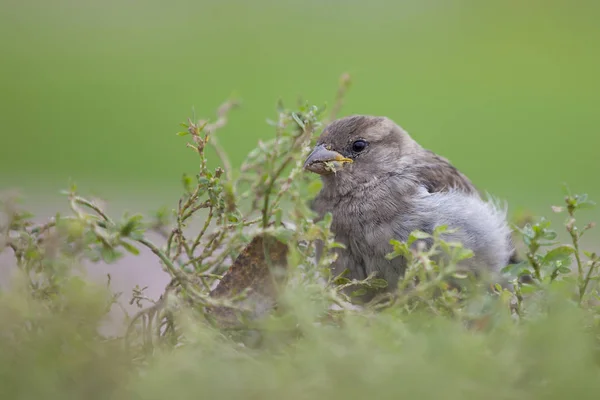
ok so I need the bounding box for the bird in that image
[303,115,516,298]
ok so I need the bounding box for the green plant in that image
[499,186,599,319]
[1,76,600,400]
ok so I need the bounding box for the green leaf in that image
[291,113,305,130]
[520,284,539,295]
[576,193,588,203]
[545,231,558,241]
[332,268,350,281]
[273,208,283,227]
[407,230,431,247]
[333,277,351,285]
[455,247,474,261]
[176,131,189,136]
[577,200,596,210]
[501,261,530,277]
[542,245,575,265]
[271,227,294,243]
[351,288,367,297]
[119,214,144,237]
[182,173,194,193]
[432,224,450,235]
[120,240,140,255]
[386,239,409,260]
[452,271,470,280]
[368,278,389,289]
[100,246,123,264]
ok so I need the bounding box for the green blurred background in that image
[1,0,599,218]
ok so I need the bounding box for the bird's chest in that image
[319,194,404,261]
[320,198,409,285]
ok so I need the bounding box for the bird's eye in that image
[351,139,368,153]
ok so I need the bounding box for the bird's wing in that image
[407,151,521,263]
[409,150,479,195]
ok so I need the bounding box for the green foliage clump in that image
[1,77,599,399]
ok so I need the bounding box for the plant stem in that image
[136,237,189,286]
[579,260,599,303]
[570,229,584,283]
[73,196,112,223]
[526,252,543,281]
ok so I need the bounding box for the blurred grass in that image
[2,268,599,400]
[1,0,599,216]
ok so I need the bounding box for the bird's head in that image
[303,115,418,186]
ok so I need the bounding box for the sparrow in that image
[304,115,515,296]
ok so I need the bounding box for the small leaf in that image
[455,248,474,261]
[452,272,470,280]
[407,230,431,247]
[432,224,450,235]
[176,131,189,136]
[182,174,194,193]
[100,246,123,263]
[120,240,140,255]
[520,284,539,295]
[501,261,530,277]
[333,277,351,285]
[386,239,409,259]
[577,200,596,210]
[368,278,389,289]
[522,224,535,239]
[119,214,144,237]
[351,288,367,297]
[274,208,282,226]
[271,227,294,243]
[292,113,305,130]
[542,230,557,241]
[542,245,575,264]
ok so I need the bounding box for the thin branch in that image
[73,196,112,223]
[136,237,189,285]
[203,99,240,182]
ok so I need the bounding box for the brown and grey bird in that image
[304,115,515,296]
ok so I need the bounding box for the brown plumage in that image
[404,149,478,195]
[305,115,516,298]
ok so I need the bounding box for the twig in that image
[136,237,189,285]
[579,259,599,303]
[203,99,240,182]
[72,196,112,223]
[261,126,314,228]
